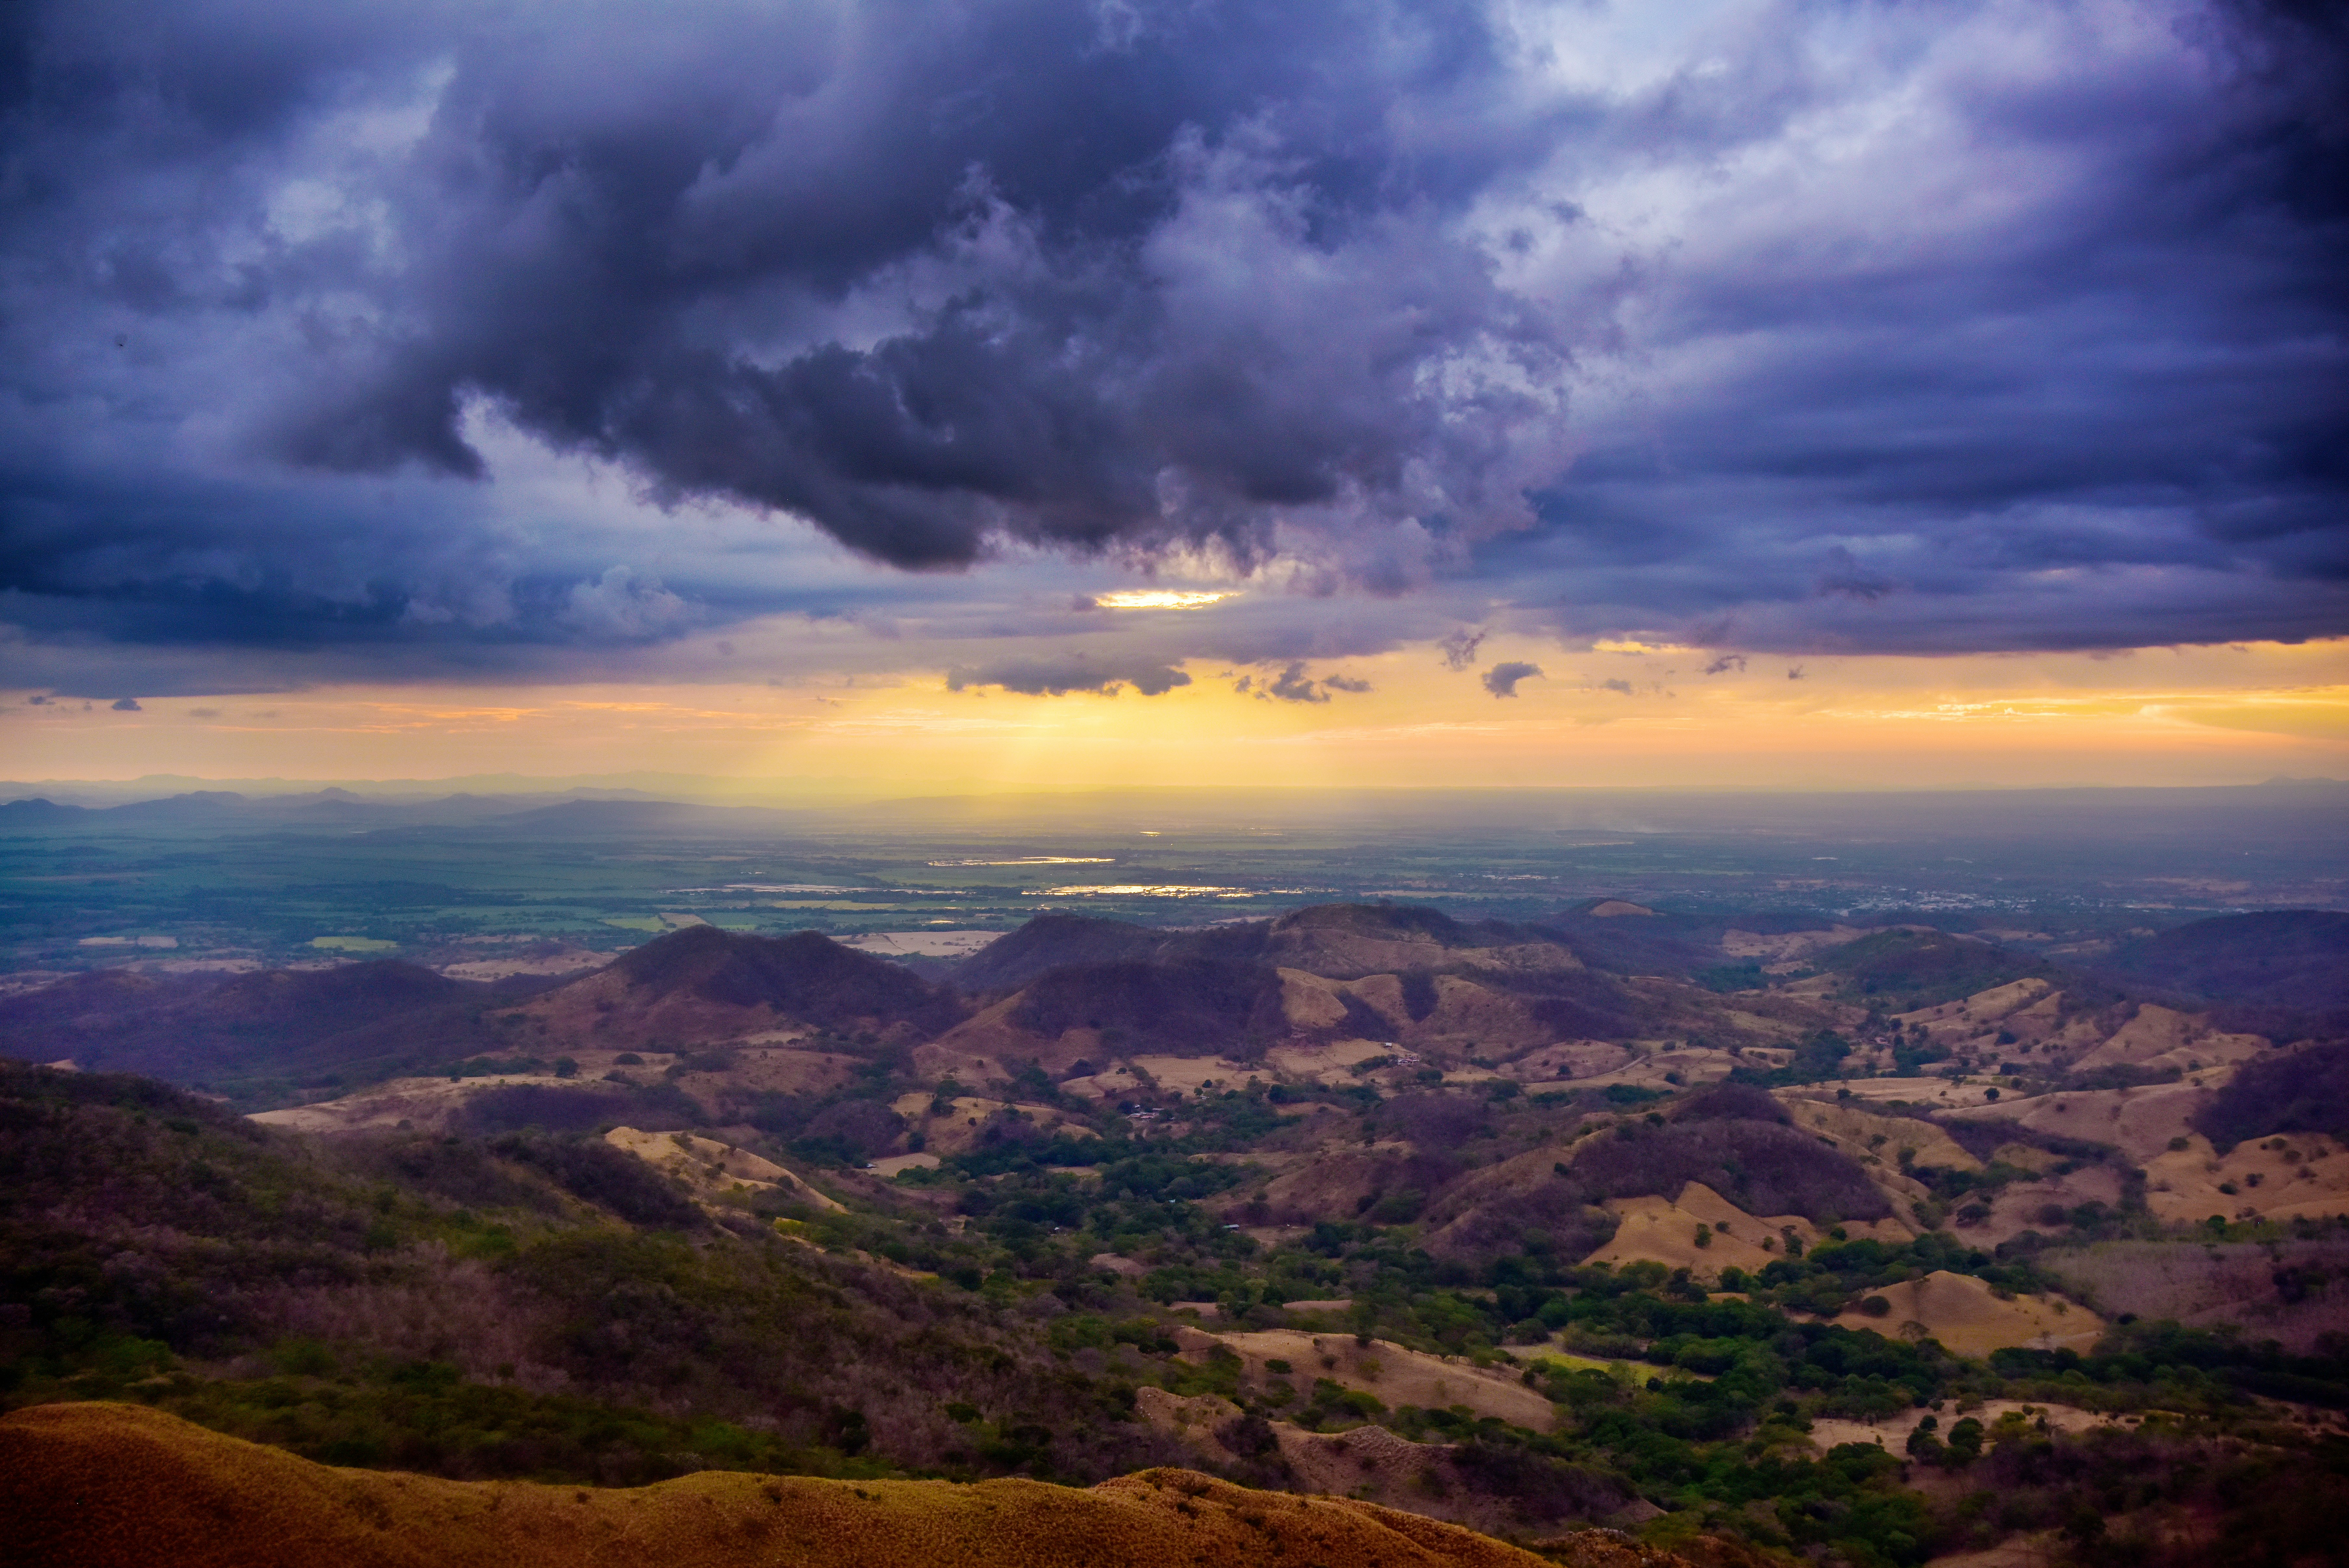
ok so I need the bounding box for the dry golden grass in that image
[1777,1098,1979,1174]
[1888,978,2053,1050]
[2139,1129,2349,1224]
[1412,977,1552,1052]
[1264,1035,1408,1084]
[1805,1398,2126,1457]
[1583,1189,1790,1277]
[1577,1180,1913,1278]
[1527,1047,1741,1097]
[247,1073,570,1135]
[3,1402,1641,1568]
[882,1094,1090,1158]
[1826,1270,2103,1357]
[2068,1004,2266,1077]
[602,1126,846,1212]
[1719,926,1872,963]
[249,1041,871,1136]
[910,996,1109,1089]
[1132,1384,1245,1447]
[1278,967,1362,1031]
[1495,1040,1637,1082]
[1256,1144,1417,1223]
[1183,1328,1559,1429]
[1943,1082,2203,1165]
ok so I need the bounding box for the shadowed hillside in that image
[508,926,969,1053]
[608,925,967,1034]
[1534,904,1733,980]
[952,914,1186,994]
[1569,1118,1894,1223]
[0,962,553,1106]
[1811,929,2047,1010]
[1009,957,1288,1057]
[0,1062,1189,1487]
[2099,910,2349,1017]
[2194,1038,2349,1152]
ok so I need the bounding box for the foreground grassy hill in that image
[6,1402,1679,1568]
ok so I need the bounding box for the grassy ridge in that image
[4,1402,1606,1568]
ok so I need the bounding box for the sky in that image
[2,0,2344,792]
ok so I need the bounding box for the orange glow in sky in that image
[6,636,2343,795]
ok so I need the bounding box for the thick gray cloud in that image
[1482,660,1541,697]
[0,0,2343,692]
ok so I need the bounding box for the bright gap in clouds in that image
[1092,591,1233,610]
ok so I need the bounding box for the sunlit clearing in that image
[1094,590,1231,609]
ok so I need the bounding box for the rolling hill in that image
[2,1402,1674,1568]
[0,961,552,1104]
[2099,909,2349,1014]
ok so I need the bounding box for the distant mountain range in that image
[9,899,2343,1149]
[6,777,2347,833]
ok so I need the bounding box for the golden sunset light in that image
[5,3,2347,1558]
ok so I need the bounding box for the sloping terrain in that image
[0,961,548,1105]
[1533,903,1730,981]
[950,913,1191,994]
[2194,1038,2349,1151]
[10,975,2349,1568]
[1942,1083,2206,1166]
[1569,1113,1894,1225]
[1262,904,1554,981]
[1173,1324,1559,1430]
[2096,909,2349,1014]
[1582,1185,1815,1274]
[1811,929,2048,1011]
[1004,957,1289,1055]
[0,1062,1194,1486]
[1132,1393,1647,1542]
[8,897,2345,1560]
[511,926,968,1051]
[3,1402,1631,1568]
[603,1126,846,1213]
[1824,1270,2102,1357]
[2140,1127,2349,1225]
[2041,1239,2349,1353]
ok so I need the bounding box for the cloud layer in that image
[1,0,2343,694]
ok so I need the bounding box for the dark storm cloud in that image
[0,0,2343,686]
[1493,0,2349,653]
[16,0,1562,564]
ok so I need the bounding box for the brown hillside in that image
[511,926,965,1051]
[0,1402,1680,1568]
[1263,905,1583,983]
[0,961,521,1092]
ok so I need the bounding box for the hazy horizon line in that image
[5,772,2343,809]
